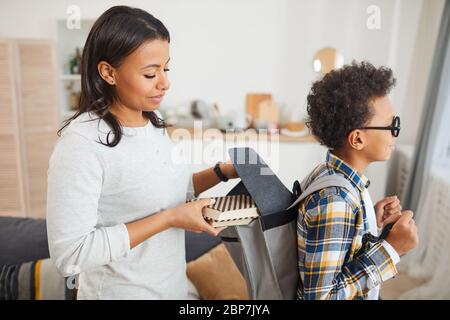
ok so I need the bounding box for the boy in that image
[297,61,418,300]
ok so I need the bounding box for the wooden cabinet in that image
[0,39,59,218]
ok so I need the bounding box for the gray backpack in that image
[220,147,359,300]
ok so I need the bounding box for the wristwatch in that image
[214,162,229,182]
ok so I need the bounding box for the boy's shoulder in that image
[299,162,361,213]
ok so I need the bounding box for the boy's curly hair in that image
[306,61,396,150]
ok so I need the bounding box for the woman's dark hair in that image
[58,6,170,147]
[306,61,396,150]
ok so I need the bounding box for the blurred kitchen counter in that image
[165,126,317,143]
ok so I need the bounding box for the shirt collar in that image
[326,150,370,192]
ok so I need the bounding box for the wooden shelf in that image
[166,127,316,143]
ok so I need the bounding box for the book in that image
[190,195,260,227]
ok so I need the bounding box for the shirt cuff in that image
[104,224,131,261]
[186,172,196,201]
[381,239,400,265]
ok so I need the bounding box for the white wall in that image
[0,0,443,200]
[0,0,430,119]
[393,0,445,145]
[366,0,444,200]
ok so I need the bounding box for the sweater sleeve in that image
[46,133,131,277]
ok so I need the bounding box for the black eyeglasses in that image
[359,116,401,137]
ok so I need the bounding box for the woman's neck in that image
[110,103,149,127]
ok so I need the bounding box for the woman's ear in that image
[347,129,365,151]
[97,61,116,85]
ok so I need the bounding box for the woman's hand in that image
[374,195,402,228]
[167,198,225,236]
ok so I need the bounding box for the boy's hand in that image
[374,196,402,228]
[381,211,402,228]
[384,210,419,256]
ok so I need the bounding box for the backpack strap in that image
[287,174,360,210]
[290,174,362,297]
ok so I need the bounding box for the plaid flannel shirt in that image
[297,151,398,300]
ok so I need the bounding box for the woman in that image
[46,6,237,299]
